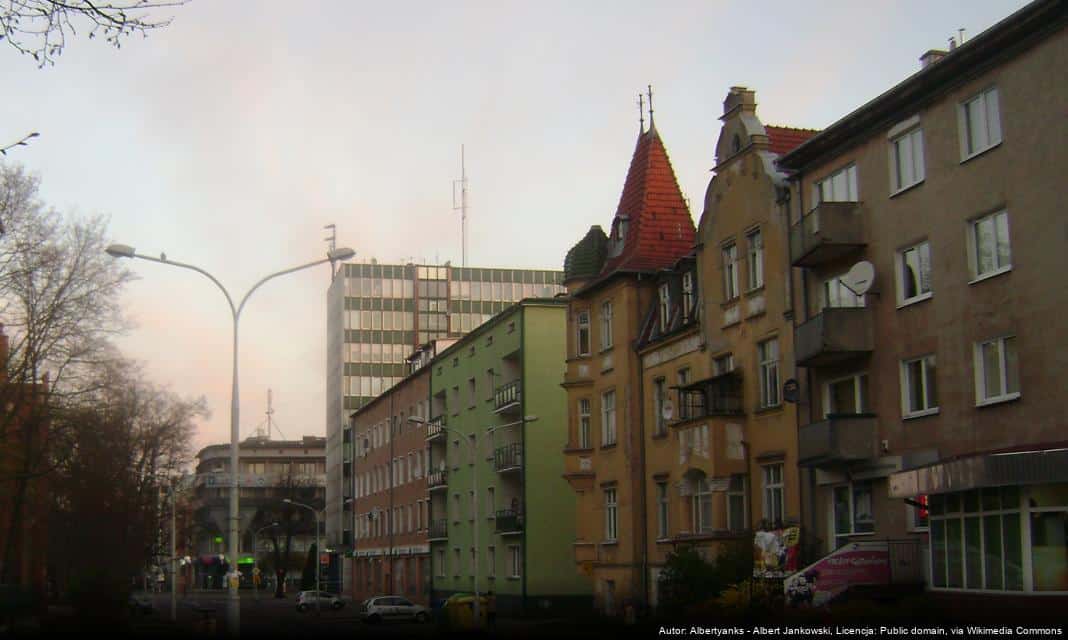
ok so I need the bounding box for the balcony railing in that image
[494,443,523,473]
[426,415,446,441]
[427,469,448,490]
[494,380,521,412]
[790,201,866,268]
[798,413,878,466]
[677,371,744,421]
[795,307,874,367]
[429,519,448,540]
[495,508,524,534]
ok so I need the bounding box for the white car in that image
[359,596,430,623]
[295,590,344,612]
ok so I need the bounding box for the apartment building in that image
[190,436,325,589]
[325,263,564,563]
[562,118,696,615]
[778,0,1068,600]
[428,298,588,614]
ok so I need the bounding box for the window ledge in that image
[889,179,925,199]
[506,576,520,581]
[600,540,619,546]
[969,266,1012,286]
[720,298,740,310]
[960,141,1001,165]
[755,404,783,416]
[746,285,766,297]
[745,310,766,322]
[563,446,594,454]
[599,443,618,451]
[721,319,741,330]
[903,408,940,421]
[897,292,933,310]
[598,346,615,355]
[976,392,1021,408]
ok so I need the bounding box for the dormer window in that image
[658,283,671,331]
[681,272,694,323]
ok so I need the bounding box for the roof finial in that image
[647,84,655,130]
[637,93,645,132]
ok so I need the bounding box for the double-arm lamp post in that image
[106,243,355,635]
[283,499,322,616]
[407,415,537,627]
[252,522,279,600]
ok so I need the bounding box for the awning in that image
[888,447,1068,498]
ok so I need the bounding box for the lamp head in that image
[328,247,356,261]
[106,244,136,259]
[283,499,293,504]
[407,416,427,424]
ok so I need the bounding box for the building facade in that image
[190,436,326,590]
[562,119,697,614]
[429,298,589,614]
[778,0,1068,600]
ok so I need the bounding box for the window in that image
[693,478,713,534]
[468,378,476,408]
[677,368,690,387]
[436,549,446,577]
[813,163,858,207]
[577,311,591,356]
[487,487,495,517]
[928,488,1023,591]
[713,354,734,376]
[658,283,671,329]
[653,378,667,436]
[762,464,785,524]
[453,548,461,577]
[890,127,925,192]
[452,493,461,523]
[902,355,938,417]
[508,545,521,578]
[959,87,1001,160]
[758,338,780,408]
[469,490,475,521]
[605,488,618,541]
[451,386,460,415]
[908,495,929,532]
[825,373,869,416]
[681,272,694,323]
[970,210,1011,279]
[601,301,614,350]
[822,274,865,309]
[897,241,932,305]
[723,243,739,300]
[728,475,747,532]
[470,548,476,576]
[487,545,496,578]
[578,399,591,449]
[747,230,764,291]
[832,481,875,548]
[656,481,669,539]
[601,390,617,446]
[975,336,1019,405]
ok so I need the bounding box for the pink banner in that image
[784,541,889,607]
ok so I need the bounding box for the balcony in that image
[495,508,524,535]
[798,414,878,467]
[494,380,521,414]
[676,371,744,422]
[494,443,523,473]
[427,469,448,491]
[426,415,446,442]
[428,519,448,541]
[790,202,866,268]
[795,307,874,368]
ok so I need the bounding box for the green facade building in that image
[427,298,590,614]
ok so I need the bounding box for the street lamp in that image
[284,499,322,616]
[107,243,354,635]
[252,522,279,600]
[407,414,537,627]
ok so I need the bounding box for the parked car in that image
[359,596,430,623]
[295,590,344,612]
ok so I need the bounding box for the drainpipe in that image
[636,292,649,612]
[795,172,819,557]
[520,307,528,615]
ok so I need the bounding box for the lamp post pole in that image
[284,499,322,616]
[171,481,177,622]
[106,243,355,635]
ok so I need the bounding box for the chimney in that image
[920,49,949,69]
[723,86,756,117]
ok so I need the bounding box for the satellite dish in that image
[843,261,875,296]
[662,399,675,421]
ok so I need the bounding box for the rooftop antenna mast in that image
[265,389,275,440]
[637,93,645,132]
[647,84,655,129]
[324,224,339,276]
[452,145,468,267]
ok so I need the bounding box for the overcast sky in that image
[1,0,1028,457]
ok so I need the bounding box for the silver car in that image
[359,596,429,623]
[295,590,344,612]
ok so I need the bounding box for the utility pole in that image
[453,146,468,267]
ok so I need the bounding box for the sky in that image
[1,0,1029,456]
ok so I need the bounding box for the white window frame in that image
[968,210,1011,282]
[578,398,591,449]
[577,310,591,357]
[658,283,671,329]
[605,488,618,542]
[974,336,1020,406]
[656,481,669,540]
[487,545,496,578]
[601,300,614,350]
[713,354,734,376]
[746,229,764,291]
[508,545,521,578]
[681,271,694,323]
[436,549,446,577]
[692,478,714,534]
[812,163,858,208]
[889,125,925,195]
[758,338,781,408]
[823,372,869,417]
[958,86,1002,162]
[727,475,748,532]
[901,355,939,419]
[601,390,617,447]
[653,377,667,437]
[830,481,875,550]
[762,463,785,524]
[895,240,932,307]
[723,242,739,300]
[822,274,866,310]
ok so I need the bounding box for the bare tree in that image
[1,0,187,67]
[248,467,321,597]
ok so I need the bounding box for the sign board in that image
[784,540,890,608]
[753,526,801,578]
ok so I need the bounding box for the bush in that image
[658,541,752,615]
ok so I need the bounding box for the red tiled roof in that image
[600,126,696,275]
[765,125,820,157]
